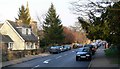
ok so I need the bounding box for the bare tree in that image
[69,21,83,32]
[36,13,46,30]
[70,0,112,20]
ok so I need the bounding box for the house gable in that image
[0,20,38,50]
[7,20,38,42]
[0,20,25,50]
[1,21,25,41]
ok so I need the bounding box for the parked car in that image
[91,42,98,49]
[73,44,83,49]
[62,45,71,51]
[76,44,83,48]
[76,47,92,61]
[48,46,62,54]
[59,46,65,52]
[83,44,96,55]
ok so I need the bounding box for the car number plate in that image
[81,56,86,58]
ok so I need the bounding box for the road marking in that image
[43,59,51,64]
[72,51,75,52]
[35,65,39,67]
[64,54,67,56]
[56,56,62,59]
[31,65,40,69]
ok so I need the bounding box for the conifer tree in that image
[43,3,64,45]
[16,2,31,25]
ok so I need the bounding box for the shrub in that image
[105,45,119,57]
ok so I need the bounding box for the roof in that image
[0,34,13,43]
[7,20,38,42]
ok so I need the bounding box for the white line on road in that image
[64,54,67,56]
[56,56,62,59]
[72,51,75,52]
[35,65,40,67]
[31,65,40,69]
[43,59,51,64]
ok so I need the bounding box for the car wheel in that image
[57,51,60,54]
[76,57,79,61]
[92,52,95,55]
[49,52,52,54]
[88,57,92,61]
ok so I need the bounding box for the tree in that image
[16,2,31,25]
[106,1,120,44]
[63,27,75,44]
[69,21,83,32]
[72,0,120,45]
[43,3,64,45]
[70,0,114,41]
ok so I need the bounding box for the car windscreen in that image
[77,48,83,52]
[82,48,89,52]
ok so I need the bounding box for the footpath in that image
[0,53,50,68]
[88,46,119,69]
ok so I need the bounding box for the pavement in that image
[88,46,119,69]
[0,52,50,68]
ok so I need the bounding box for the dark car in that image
[76,47,92,61]
[84,44,96,55]
[48,46,62,54]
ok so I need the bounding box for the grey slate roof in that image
[0,34,13,43]
[7,20,38,42]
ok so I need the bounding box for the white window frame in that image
[8,42,13,49]
[22,28,26,35]
[28,28,31,35]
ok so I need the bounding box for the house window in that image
[26,42,34,49]
[26,42,31,49]
[26,28,29,35]
[22,28,31,35]
[31,43,33,48]
[8,42,13,49]
[26,28,31,35]
[31,43,35,49]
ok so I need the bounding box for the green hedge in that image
[105,45,119,57]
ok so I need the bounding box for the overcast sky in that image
[0,0,82,26]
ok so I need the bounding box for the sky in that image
[0,0,80,26]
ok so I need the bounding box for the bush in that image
[105,45,119,57]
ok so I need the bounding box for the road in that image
[2,49,91,69]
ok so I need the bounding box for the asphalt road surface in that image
[2,49,91,69]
